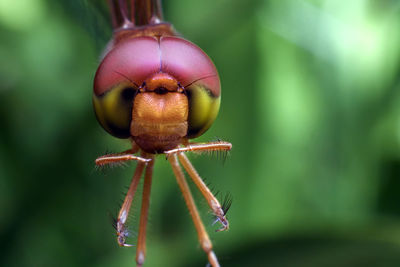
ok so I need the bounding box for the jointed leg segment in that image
[169,154,220,267]
[96,147,153,248]
[178,153,229,232]
[165,141,232,232]
[96,140,231,266]
[116,160,146,247]
[165,141,232,156]
[95,149,151,166]
[136,154,155,267]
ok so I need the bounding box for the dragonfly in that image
[92,0,232,266]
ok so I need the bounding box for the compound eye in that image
[186,82,221,138]
[92,36,161,138]
[158,36,221,139]
[93,83,137,138]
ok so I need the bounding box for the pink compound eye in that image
[93,36,221,139]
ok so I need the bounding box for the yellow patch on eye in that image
[188,85,220,138]
[93,83,134,138]
[103,86,130,127]
[93,94,111,133]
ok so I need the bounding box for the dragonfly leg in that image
[115,160,146,247]
[136,154,155,267]
[164,141,232,156]
[95,148,151,167]
[164,141,232,231]
[178,153,229,232]
[169,154,220,267]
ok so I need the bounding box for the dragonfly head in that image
[93,36,221,153]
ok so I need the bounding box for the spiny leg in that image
[136,154,155,267]
[165,140,232,231]
[168,154,220,267]
[95,148,151,167]
[116,160,146,247]
[165,141,232,156]
[178,153,229,232]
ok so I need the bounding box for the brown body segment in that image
[131,91,188,153]
[131,72,188,153]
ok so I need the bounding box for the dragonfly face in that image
[93,1,232,267]
[93,36,221,153]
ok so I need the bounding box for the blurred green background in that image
[1,0,400,266]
